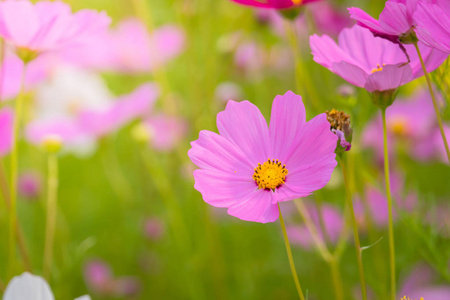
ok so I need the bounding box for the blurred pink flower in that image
[354,173,417,229]
[287,203,345,250]
[0,108,13,156]
[143,218,165,241]
[79,83,159,138]
[362,89,437,161]
[399,264,450,300]
[0,0,110,55]
[310,25,447,93]
[309,1,352,37]
[231,0,320,10]
[84,259,141,297]
[214,82,244,103]
[415,0,450,53]
[349,0,419,43]
[97,19,185,73]
[234,41,266,76]
[143,114,187,152]
[18,171,42,199]
[188,91,337,223]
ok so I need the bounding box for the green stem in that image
[338,156,368,300]
[278,204,306,300]
[414,42,450,163]
[43,154,59,280]
[8,63,27,277]
[381,108,396,300]
[329,257,344,300]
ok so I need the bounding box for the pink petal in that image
[0,0,39,47]
[379,1,412,35]
[364,64,412,92]
[348,7,385,36]
[227,189,279,223]
[269,91,306,162]
[217,100,270,165]
[0,108,13,156]
[283,113,337,195]
[332,61,368,88]
[193,169,256,208]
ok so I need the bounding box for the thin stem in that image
[278,204,306,300]
[293,199,332,261]
[43,154,58,280]
[286,21,320,113]
[339,156,368,300]
[381,108,396,300]
[8,63,27,277]
[329,258,344,300]
[414,42,450,163]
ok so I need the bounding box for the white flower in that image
[3,272,90,300]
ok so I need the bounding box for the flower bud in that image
[41,134,62,154]
[131,123,151,144]
[326,109,352,154]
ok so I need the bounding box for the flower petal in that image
[364,64,412,92]
[217,100,270,165]
[0,0,39,47]
[269,91,306,162]
[188,130,253,175]
[4,272,55,300]
[283,113,337,195]
[331,61,368,88]
[227,189,279,223]
[193,169,255,208]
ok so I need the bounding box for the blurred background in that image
[0,0,449,299]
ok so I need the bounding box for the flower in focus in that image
[84,259,141,298]
[230,0,320,10]
[188,91,338,223]
[3,272,90,300]
[326,109,352,152]
[348,0,419,43]
[310,25,447,95]
[287,202,345,250]
[18,171,42,199]
[0,108,13,156]
[414,0,450,53]
[0,0,110,61]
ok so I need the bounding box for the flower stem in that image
[338,155,368,300]
[8,63,27,277]
[414,42,450,163]
[43,153,59,280]
[381,108,396,300]
[329,257,344,300]
[278,204,306,300]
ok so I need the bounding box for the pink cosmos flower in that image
[0,108,13,156]
[188,91,338,223]
[414,0,450,53]
[84,259,141,297]
[348,0,419,43]
[362,89,437,161]
[18,171,42,199]
[287,202,345,250]
[79,83,159,138]
[142,114,187,152]
[310,25,447,93]
[0,0,110,56]
[231,0,320,10]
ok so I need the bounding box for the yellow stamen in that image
[401,296,424,300]
[253,158,288,191]
[389,117,409,136]
[292,0,303,5]
[371,63,386,73]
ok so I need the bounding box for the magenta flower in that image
[414,0,450,53]
[348,0,419,43]
[0,0,110,57]
[0,108,13,156]
[399,264,450,300]
[231,0,320,10]
[310,25,447,93]
[188,91,338,223]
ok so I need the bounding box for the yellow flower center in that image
[371,63,386,73]
[389,117,409,136]
[253,159,288,191]
[401,296,424,300]
[292,0,303,5]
